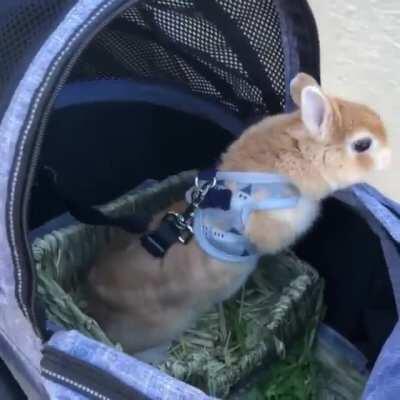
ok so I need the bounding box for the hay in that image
[32,171,323,398]
[230,323,367,400]
[157,254,323,398]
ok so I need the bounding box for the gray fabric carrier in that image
[0,1,399,399]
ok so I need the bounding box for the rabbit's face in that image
[290,73,391,190]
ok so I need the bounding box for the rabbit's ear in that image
[290,72,319,107]
[300,85,333,140]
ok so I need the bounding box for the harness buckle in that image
[167,177,217,244]
[140,176,217,257]
[193,177,217,206]
[165,212,193,244]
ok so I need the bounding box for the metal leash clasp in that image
[167,177,217,244]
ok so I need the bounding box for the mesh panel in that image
[220,0,285,100]
[69,0,286,120]
[0,0,75,117]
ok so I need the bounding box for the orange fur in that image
[86,73,391,359]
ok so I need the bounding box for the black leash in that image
[40,167,230,258]
[41,167,150,235]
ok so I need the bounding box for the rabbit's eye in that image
[352,138,372,153]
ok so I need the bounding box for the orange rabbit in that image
[86,72,391,362]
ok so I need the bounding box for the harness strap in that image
[193,170,301,262]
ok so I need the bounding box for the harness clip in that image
[168,177,217,244]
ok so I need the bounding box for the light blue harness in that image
[190,172,300,263]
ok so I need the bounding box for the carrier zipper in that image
[9,0,138,337]
[41,346,149,399]
[41,369,110,400]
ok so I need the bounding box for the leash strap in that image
[40,167,150,234]
[140,214,183,258]
[40,167,216,259]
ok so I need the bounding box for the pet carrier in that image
[0,1,399,399]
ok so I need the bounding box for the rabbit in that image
[86,72,391,361]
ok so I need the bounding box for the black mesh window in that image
[68,0,287,121]
[0,0,76,119]
[219,0,286,101]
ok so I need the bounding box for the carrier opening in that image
[29,80,236,228]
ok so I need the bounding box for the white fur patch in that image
[293,197,320,236]
[273,197,319,237]
[376,147,391,170]
[134,342,171,364]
